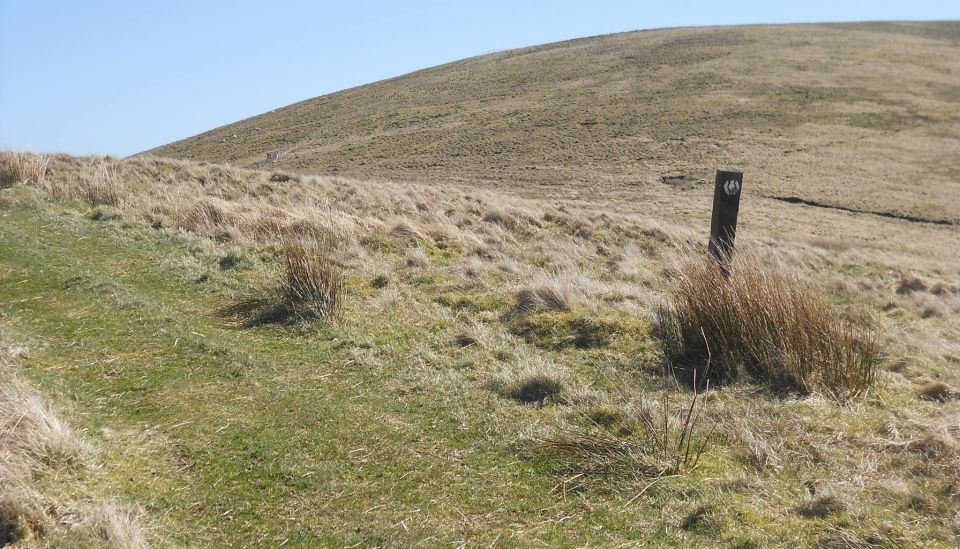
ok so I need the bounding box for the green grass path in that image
[0,204,655,546]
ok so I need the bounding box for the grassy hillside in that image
[4,19,960,548]
[1,152,959,546]
[150,22,960,224]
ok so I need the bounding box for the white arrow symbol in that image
[723,180,740,196]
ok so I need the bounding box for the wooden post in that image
[708,170,743,275]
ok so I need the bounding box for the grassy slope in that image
[2,151,959,546]
[0,200,666,546]
[150,22,960,223]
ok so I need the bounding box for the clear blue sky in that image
[1,1,957,156]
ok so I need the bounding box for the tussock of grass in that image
[492,360,565,404]
[387,219,422,240]
[404,246,429,268]
[506,373,564,404]
[680,505,716,532]
[0,500,23,546]
[511,277,580,314]
[177,200,230,232]
[656,248,882,399]
[0,382,86,467]
[420,222,452,243]
[218,247,246,270]
[453,333,478,348]
[795,494,845,519]
[483,206,537,230]
[537,427,671,479]
[281,241,342,318]
[917,381,956,402]
[77,158,123,206]
[462,256,487,278]
[79,503,149,549]
[224,241,342,325]
[0,150,49,189]
[896,274,929,295]
[89,205,123,221]
[269,172,296,183]
[370,273,390,289]
[895,433,957,460]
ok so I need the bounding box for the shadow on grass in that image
[219,295,336,327]
[220,296,295,327]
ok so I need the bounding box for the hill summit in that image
[150,21,960,223]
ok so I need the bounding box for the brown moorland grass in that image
[657,247,882,399]
[918,381,957,402]
[0,149,49,189]
[150,23,960,228]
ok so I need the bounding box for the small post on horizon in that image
[708,170,743,276]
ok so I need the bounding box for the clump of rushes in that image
[280,242,342,319]
[656,247,881,400]
[0,150,49,189]
[224,241,342,325]
[77,158,123,207]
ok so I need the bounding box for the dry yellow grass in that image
[512,276,582,314]
[76,158,124,207]
[491,354,567,404]
[0,150,48,189]
[0,330,148,548]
